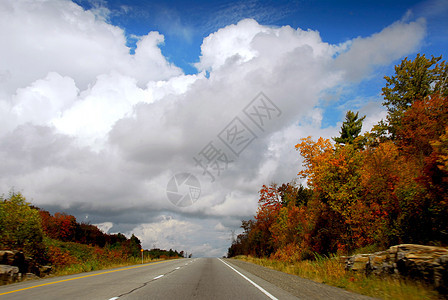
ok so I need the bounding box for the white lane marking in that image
[218,259,278,300]
[108,297,119,300]
[175,267,180,270]
[153,275,164,280]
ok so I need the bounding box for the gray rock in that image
[342,244,448,294]
[0,249,53,285]
[0,264,19,285]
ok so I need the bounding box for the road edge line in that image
[218,258,278,300]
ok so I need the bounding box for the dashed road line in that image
[111,261,187,298]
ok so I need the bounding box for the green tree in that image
[128,234,142,257]
[382,54,448,137]
[333,111,366,145]
[0,192,45,261]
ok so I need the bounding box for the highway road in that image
[0,258,374,299]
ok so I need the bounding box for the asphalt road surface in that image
[0,258,375,299]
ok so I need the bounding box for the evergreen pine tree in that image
[333,110,366,145]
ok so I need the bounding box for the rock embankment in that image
[341,244,448,294]
[0,250,51,285]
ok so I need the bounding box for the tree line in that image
[0,192,183,266]
[228,54,448,260]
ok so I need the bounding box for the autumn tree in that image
[296,137,363,215]
[296,136,370,253]
[396,94,448,160]
[382,54,448,137]
[432,126,448,174]
[360,141,425,246]
[270,203,313,261]
[295,137,333,188]
[39,210,77,242]
[250,184,283,256]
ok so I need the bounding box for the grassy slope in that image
[44,238,166,276]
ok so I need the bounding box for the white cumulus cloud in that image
[0,0,427,256]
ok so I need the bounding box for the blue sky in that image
[0,0,447,256]
[74,0,447,74]
[72,0,447,126]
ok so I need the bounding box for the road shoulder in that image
[224,258,377,300]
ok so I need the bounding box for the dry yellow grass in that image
[234,255,440,300]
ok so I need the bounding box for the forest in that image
[228,54,448,261]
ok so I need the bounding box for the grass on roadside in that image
[233,255,440,300]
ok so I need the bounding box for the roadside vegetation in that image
[0,192,184,278]
[233,255,439,300]
[228,54,448,298]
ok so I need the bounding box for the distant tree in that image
[38,210,77,242]
[127,234,142,257]
[110,233,127,246]
[75,222,107,247]
[227,219,255,257]
[333,111,366,146]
